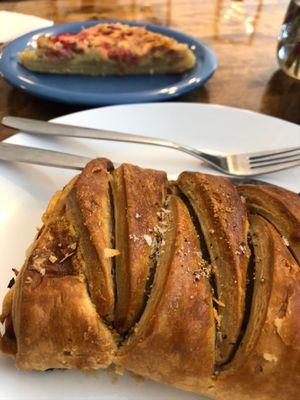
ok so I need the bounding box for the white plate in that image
[0,103,299,400]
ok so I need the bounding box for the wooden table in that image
[0,0,299,141]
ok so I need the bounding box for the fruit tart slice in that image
[19,23,196,76]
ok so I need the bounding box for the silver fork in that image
[2,116,300,177]
[0,142,273,187]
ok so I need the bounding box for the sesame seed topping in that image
[143,235,152,246]
[49,255,58,263]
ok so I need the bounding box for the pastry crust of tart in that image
[0,171,116,370]
[117,195,215,393]
[214,215,300,400]
[239,184,300,265]
[178,172,249,364]
[111,164,167,333]
[65,158,115,318]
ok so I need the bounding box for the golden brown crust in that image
[112,164,167,333]
[65,158,115,317]
[0,175,78,358]
[116,195,215,392]
[178,172,249,364]
[1,175,116,370]
[2,160,300,400]
[213,215,300,400]
[239,184,300,265]
[0,288,17,355]
[13,275,115,370]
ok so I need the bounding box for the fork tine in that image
[251,156,300,168]
[247,146,300,161]
[250,157,300,170]
[250,152,300,165]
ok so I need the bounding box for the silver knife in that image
[0,142,90,170]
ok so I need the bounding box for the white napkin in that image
[0,11,53,43]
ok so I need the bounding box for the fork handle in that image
[0,142,91,170]
[2,116,177,148]
[2,116,226,171]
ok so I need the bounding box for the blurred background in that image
[0,0,299,141]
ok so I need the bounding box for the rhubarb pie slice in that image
[19,23,196,76]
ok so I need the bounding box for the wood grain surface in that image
[0,0,299,141]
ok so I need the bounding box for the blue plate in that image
[0,20,217,105]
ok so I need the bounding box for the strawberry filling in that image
[44,48,72,59]
[55,33,76,44]
[37,24,182,66]
[107,48,139,65]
